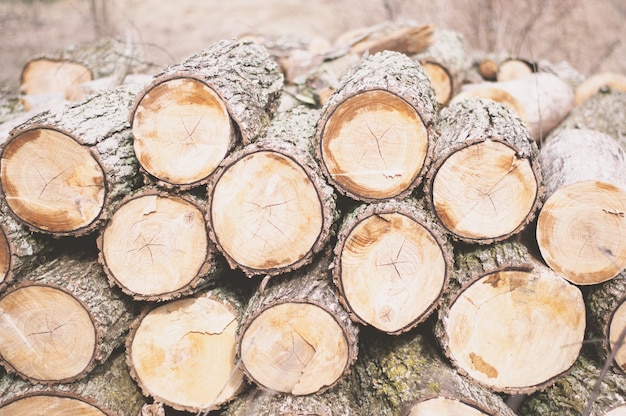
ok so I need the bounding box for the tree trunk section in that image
[585,269,626,374]
[0,348,145,416]
[451,72,574,142]
[0,85,142,237]
[207,106,337,278]
[332,198,453,335]
[426,98,543,244]
[536,128,626,285]
[519,353,626,416]
[237,251,359,396]
[97,188,218,301]
[436,241,585,394]
[315,50,438,202]
[129,39,283,189]
[126,286,246,413]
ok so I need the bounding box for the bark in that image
[315,50,438,202]
[0,250,137,384]
[0,348,145,416]
[0,84,142,237]
[536,128,626,285]
[237,251,359,396]
[332,198,453,335]
[129,39,283,189]
[97,187,219,301]
[207,106,337,278]
[126,286,247,413]
[426,98,543,244]
[585,269,626,374]
[451,72,575,142]
[436,241,585,394]
[575,72,626,106]
[519,353,626,416]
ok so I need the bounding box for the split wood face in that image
[444,268,585,392]
[128,296,243,411]
[210,150,323,273]
[0,395,106,416]
[610,301,626,372]
[0,128,105,233]
[338,212,446,333]
[319,89,429,200]
[537,181,626,285]
[100,194,209,298]
[239,302,349,396]
[132,78,234,186]
[432,140,537,240]
[0,285,96,382]
[408,397,489,416]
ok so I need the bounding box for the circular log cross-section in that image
[334,201,451,334]
[0,285,96,383]
[239,302,349,396]
[210,150,324,276]
[99,192,210,300]
[0,394,107,416]
[421,61,453,106]
[610,301,626,372]
[319,89,429,201]
[20,58,93,96]
[131,77,234,187]
[0,128,105,234]
[432,140,537,241]
[408,397,490,416]
[443,266,585,393]
[127,293,244,412]
[0,227,11,289]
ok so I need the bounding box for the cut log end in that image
[131,77,235,187]
[0,284,96,383]
[99,193,211,299]
[1,128,105,234]
[432,140,538,242]
[497,59,534,82]
[20,58,93,96]
[0,394,108,416]
[239,302,350,396]
[319,89,429,201]
[443,266,585,393]
[127,295,243,412]
[210,150,325,276]
[610,300,626,373]
[421,61,453,106]
[537,181,626,285]
[0,227,10,287]
[336,211,448,334]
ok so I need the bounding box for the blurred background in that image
[1,0,625,92]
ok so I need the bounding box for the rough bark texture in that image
[126,286,247,413]
[332,198,453,335]
[0,249,137,384]
[520,353,626,416]
[315,50,438,202]
[536,128,626,285]
[426,97,543,244]
[1,84,142,236]
[436,241,585,394]
[207,106,337,278]
[237,251,359,396]
[0,348,145,416]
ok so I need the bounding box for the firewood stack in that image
[1,22,626,416]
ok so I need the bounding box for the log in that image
[0,348,145,416]
[497,58,536,81]
[126,286,246,413]
[347,23,435,57]
[129,39,283,189]
[536,128,626,285]
[0,85,142,236]
[436,241,586,394]
[207,106,337,278]
[519,353,626,416]
[332,198,453,335]
[426,98,543,244]
[0,250,136,384]
[237,251,359,396]
[585,269,626,374]
[315,50,438,202]
[97,188,217,301]
[450,72,575,142]
[575,72,626,106]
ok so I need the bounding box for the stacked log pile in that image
[1,22,626,416]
